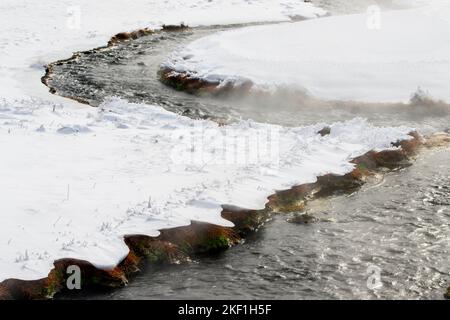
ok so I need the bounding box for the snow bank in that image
[164,2,450,103]
[0,97,413,281]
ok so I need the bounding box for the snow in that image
[0,98,413,281]
[164,1,450,103]
[0,0,418,283]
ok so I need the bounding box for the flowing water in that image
[52,1,450,299]
[61,149,450,300]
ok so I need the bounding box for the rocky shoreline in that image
[1,128,448,299]
[158,66,254,97]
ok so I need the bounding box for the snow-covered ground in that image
[0,0,425,283]
[164,1,450,103]
[0,98,413,281]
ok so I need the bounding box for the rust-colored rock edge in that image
[1,132,448,300]
[158,67,253,97]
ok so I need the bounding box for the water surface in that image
[59,149,449,300]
